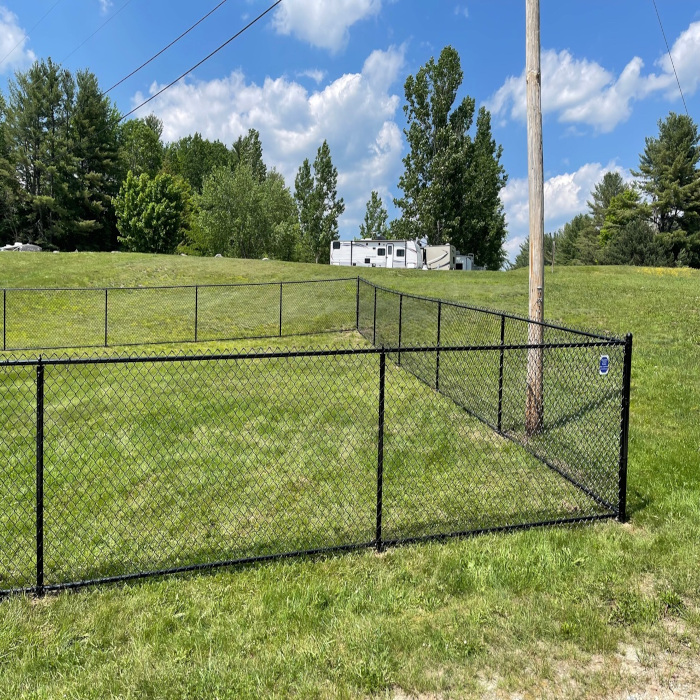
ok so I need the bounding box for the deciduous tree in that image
[395,46,508,269]
[164,133,230,192]
[118,115,164,179]
[115,171,192,253]
[294,141,344,263]
[359,190,388,239]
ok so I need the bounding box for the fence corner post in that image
[35,356,45,596]
[618,332,633,522]
[356,277,360,331]
[376,349,385,552]
[104,288,108,347]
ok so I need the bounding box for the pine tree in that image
[633,112,700,266]
[6,58,76,248]
[0,94,21,244]
[587,172,628,230]
[555,214,597,265]
[70,69,121,250]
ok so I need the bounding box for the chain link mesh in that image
[1,279,359,352]
[0,277,629,595]
[0,362,36,591]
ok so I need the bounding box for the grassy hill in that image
[1,253,699,699]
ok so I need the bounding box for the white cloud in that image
[272,0,382,53]
[131,46,406,240]
[0,7,36,73]
[487,20,700,133]
[648,20,700,98]
[99,0,113,13]
[501,161,628,261]
[454,5,469,19]
[296,68,326,84]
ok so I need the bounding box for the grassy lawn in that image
[0,253,698,699]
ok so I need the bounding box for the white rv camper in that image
[423,245,457,270]
[330,239,422,268]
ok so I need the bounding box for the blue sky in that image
[1,0,699,261]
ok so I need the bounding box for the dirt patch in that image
[471,641,700,700]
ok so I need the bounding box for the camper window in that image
[396,248,405,258]
[332,241,341,249]
[377,248,385,256]
[364,258,371,264]
[387,245,393,255]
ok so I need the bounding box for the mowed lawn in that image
[0,253,699,699]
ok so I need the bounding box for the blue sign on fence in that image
[599,355,610,376]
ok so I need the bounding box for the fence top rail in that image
[0,277,359,293]
[0,338,625,368]
[359,277,623,343]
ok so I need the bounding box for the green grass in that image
[0,253,699,699]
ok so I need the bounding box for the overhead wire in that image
[651,0,689,118]
[103,0,231,95]
[119,0,283,122]
[61,0,135,64]
[0,0,63,70]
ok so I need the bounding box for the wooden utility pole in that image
[525,0,544,436]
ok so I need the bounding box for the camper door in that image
[385,243,394,268]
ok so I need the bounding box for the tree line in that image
[0,58,346,263]
[1,47,510,268]
[513,112,700,269]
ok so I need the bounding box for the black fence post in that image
[376,350,385,552]
[279,282,283,337]
[194,286,199,342]
[3,288,6,351]
[435,301,442,390]
[618,333,633,522]
[373,287,377,346]
[397,293,403,366]
[35,358,45,596]
[356,277,360,331]
[104,288,108,347]
[497,314,505,432]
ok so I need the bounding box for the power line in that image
[103,0,231,95]
[61,0,134,64]
[120,0,283,122]
[0,0,63,70]
[651,0,689,118]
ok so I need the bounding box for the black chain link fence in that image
[1,278,359,351]
[0,277,631,596]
